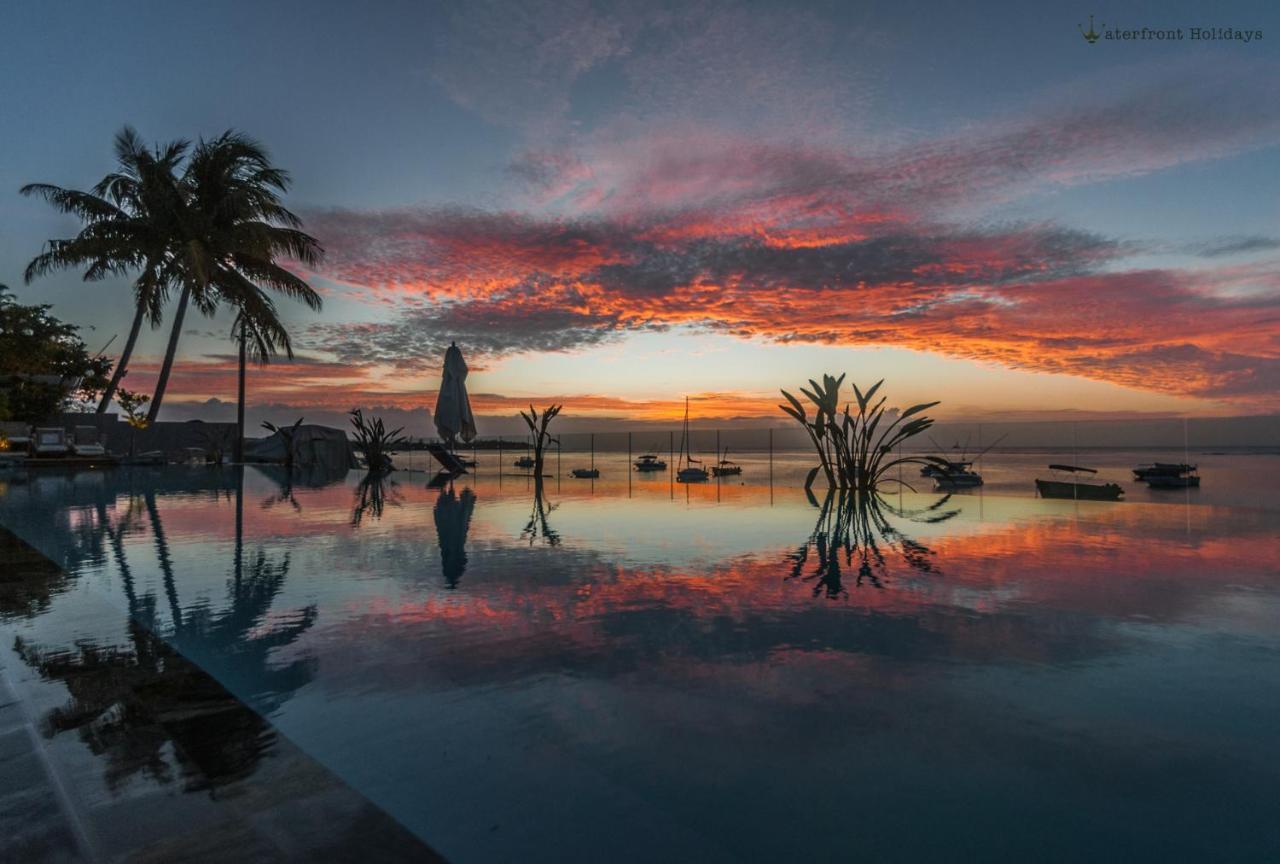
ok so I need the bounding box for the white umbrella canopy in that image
[434,342,477,446]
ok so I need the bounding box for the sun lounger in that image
[33,427,70,457]
[425,442,469,475]
[1,421,32,452]
[71,425,107,457]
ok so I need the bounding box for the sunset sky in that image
[2,0,1278,433]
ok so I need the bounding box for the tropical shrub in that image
[519,404,562,477]
[348,409,406,474]
[779,375,950,490]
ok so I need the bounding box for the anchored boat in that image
[1035,464,1123,501]
[634,453,667,472]
[921,459,972,478]
[934,469,983,489]
[1146,468,1200,489]
[675,397,709,483]
[711,448,742,477]
[1133,462,1196,481]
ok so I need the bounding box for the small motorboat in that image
[513,456,536,469]
[1133,462,1196,481]
[711,448,742,477]
[1035,464,1123,501]
[634,453,667,472]
[921,459,972,478]
[1146,471,1200,489]
[570,467,600,479]
[934,470,983,489]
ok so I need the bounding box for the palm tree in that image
[21,127,188,413]
[146,131,323,423]
[230,298,293,462]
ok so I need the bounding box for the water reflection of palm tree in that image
[520,479,560,548]
[17,468,317,793]
[433,483,476,588]
[788,490,958,598]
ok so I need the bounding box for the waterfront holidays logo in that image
[1077,14,1263,44]
[1079,15,1103,44]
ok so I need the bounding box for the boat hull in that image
[934,474,983,489]
[1146,475,1200,489]
[570,469,600,479]
[712,466,741,476]
[1035,479,1123,501]
[1133,463,1196,480]
[676,468,709,483]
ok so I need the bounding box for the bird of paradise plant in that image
[779,375,951,491]
[348,409,406,475]
[519,403,562,478]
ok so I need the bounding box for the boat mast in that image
[678,397,688,470]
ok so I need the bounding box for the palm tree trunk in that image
[146,282,191,423]
[235,332,246,463]
[97,303,146,413]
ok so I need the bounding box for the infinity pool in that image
[2,459,1278,861]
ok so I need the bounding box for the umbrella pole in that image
[769,427,774,506]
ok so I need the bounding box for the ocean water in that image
[1,454,1278,861]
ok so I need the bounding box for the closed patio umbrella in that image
[433,342,477,448]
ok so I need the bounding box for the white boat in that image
[675,397,708,483]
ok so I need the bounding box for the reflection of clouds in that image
[304,497,1280,700]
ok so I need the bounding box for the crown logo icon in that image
[1078,14,1103,44]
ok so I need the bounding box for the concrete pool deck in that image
[0,526,443,864]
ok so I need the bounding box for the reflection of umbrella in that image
[433,486,475,588]
[434,342,477,447]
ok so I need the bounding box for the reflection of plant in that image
[787,490,958,598]
[780,375,949,491]
[351,472,402,526]
[261,416,303,470]
[348,409,406,474]
[520,483,561,547]
[519,403,561,477]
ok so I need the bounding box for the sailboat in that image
[676,397,709,483]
